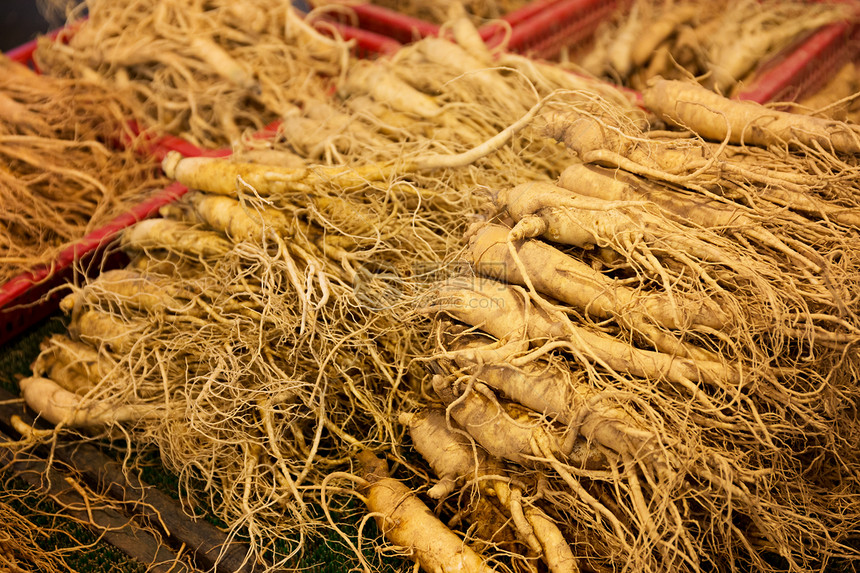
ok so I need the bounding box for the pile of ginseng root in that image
[8,2,860,573]
[0,53,165,284]
[424,79,860,573]
[577,0,853,94]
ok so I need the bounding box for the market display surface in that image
[3,1,860,572]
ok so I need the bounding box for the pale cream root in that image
[19,376,163,427]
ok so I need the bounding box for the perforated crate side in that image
[479,0,567,45]
[736,20,860,104]
[325,3,440,43]
[488,0,618,57]
[315,18,404,56]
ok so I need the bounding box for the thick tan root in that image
[450,356,663,471]
[357,451,497,573]
[434,276,742,391]
[644,78,860,154]
[19,376,162,428]
[121,217,232,258]
[399,408,496,500]
[466,222,731,332]
[31,335,112,395]
[402,407,580,573]
[556,162,826,272]
[59,269,187,315]
[432,374,606,470]
[162,151,396,196]
[70,309,145,354]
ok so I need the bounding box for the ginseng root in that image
[495,180,763,275]
[31,334,111,395]
[448,353,664,472]
[59,269,189,315]
[433,276,743,399]
[465,222,732,332]
[160,92,555,195]
[401,407,579,573]
[644,78,860,155]
[357,451,497,573]
[121,217,232,258]
[19,376,163,427]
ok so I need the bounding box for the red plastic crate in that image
[326,3,441,43]
[318,0,635,57]
[334,0,860,107]
[481,0,621,56]
[0,19,399,346]
[314,0,575,49]
[736,19,860,104]
[315,19,403,57]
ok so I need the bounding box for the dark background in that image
[1,0,64,52]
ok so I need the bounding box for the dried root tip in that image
[446,5,492,61]
[59,292,78,315]
[526,508,580,573]
[9,415,53,439]
[160,150,182,180]
[509,215,549,241]
[188,36,259,92]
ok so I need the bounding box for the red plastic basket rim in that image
[736,19,860,103]
[343,3,440,41]
[323,0,571,44]
[497,0,615,55]
[0,182,189,312]
[480,0,585,45]
[314,18,403,54]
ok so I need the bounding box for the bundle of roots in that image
[13,4,860,573]
[0,53,164,284]
[36,0,355,148]
[11,15,640,568]
[579,0,852,94]
[413,80,860,572]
